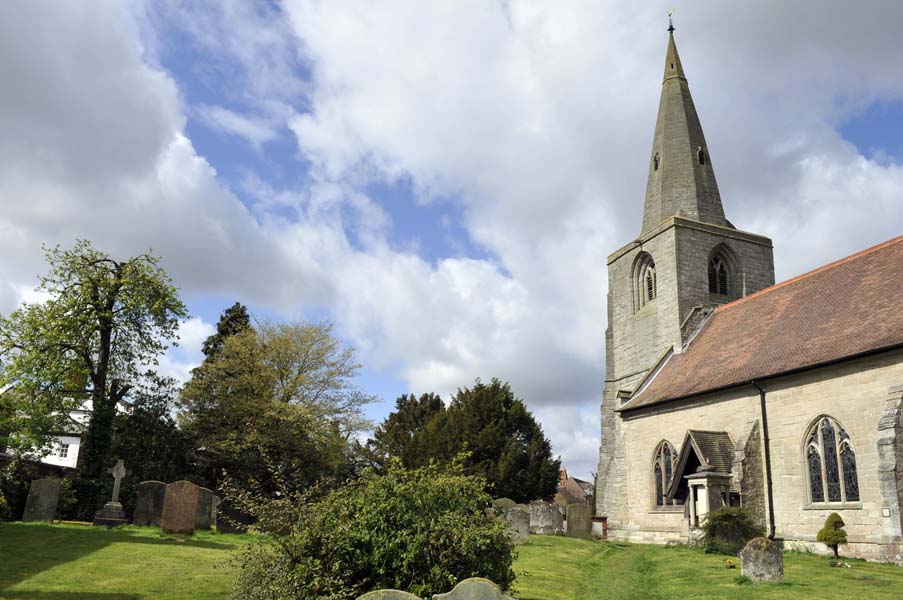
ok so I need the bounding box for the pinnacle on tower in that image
[641,25,730,233]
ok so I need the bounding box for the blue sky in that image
[1,1,902,478]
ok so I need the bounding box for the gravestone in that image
[161,480,200,534]
[431,577,514,600]
[356,591,422,599]
[93,459,129,527]
[739,537,784,583]
[22,478,61,522]
[216,497,253,533]
[565,503,591,539]
[133,481,166,527]
[504,507,530,545]
[528,500,563,535]
[195,487,215,530]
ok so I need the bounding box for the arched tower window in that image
[707,245,739,301]
[653,440,678,507]
[805,416,860,504]
[632,252,656,312]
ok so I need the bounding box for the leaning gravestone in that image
[431,577,514,600]
[504,507,530,545]
[528,500,563,535]
[22,478,61,523]
[739,537,784,583]
[133,481,166,527]
[161,480,200,534]
[566,503,592,539]
[356,591,421,599]
[195,487,215,530]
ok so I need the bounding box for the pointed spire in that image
[641,26,731,233]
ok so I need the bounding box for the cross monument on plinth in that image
[93,458,130,527]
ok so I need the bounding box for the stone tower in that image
[596,26,776,526]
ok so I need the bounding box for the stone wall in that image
[605,349,903,560]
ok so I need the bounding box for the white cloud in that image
[157,317,216,383]
[195,105,280,149]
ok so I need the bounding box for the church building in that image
[596,25,903,561]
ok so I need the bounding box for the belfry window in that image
[708,256,729,296]
[633,252,656,312]
[805,416,860,504]
[653,441,678,507]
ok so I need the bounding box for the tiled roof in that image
[687,431,734,474]
[622,235,903,411]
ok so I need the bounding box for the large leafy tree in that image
[367,393,444,469]
[0,240,186,481]
[180,319,373,493]
[371,379,560,503]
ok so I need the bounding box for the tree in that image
[0,240,186,481]
[817,512,848,558]
[373,378,560,503]
[202,302,251,357]
[179,320,373,493]
[367,393,444,468]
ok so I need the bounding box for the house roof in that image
[622,235,903,411]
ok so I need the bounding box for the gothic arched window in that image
[708,255,729,297]
[653,440,678,507]
[805,416,860,504]
[633,253,657,312]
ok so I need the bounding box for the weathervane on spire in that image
[668,8,675,33]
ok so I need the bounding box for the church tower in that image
[596,25,775,525]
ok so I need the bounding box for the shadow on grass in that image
[1,592,139,600]
[0,522,237,594]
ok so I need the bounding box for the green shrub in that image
[700,507,764,555]
[817,512,848,558]
[231,459,515,600]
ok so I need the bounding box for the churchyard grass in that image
[513,535,903,600]
[0,522,253,599]
[4,523,903,599]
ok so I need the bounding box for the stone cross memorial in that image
[94,459,129,527]
[22,478,61,523]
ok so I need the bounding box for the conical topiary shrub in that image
[816,512,848,558]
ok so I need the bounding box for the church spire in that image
[641,24,730,233]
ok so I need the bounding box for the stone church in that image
[596,26,903,561]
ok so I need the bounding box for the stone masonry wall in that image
[610,349,903,561]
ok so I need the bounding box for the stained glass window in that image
[653,441,678,507]
[805,416,859,504]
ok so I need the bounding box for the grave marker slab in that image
[504,507,530,545]
[431,577,514,600]
[528,500,563,535]
[133,481,166,526]
[22,478,61,523]
[356,591,422,599]
[565,503,591,539]
[195,487,215,530]
[739,537,784,583]
[161,480,200,534]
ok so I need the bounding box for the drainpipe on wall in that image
[751,380,776,539]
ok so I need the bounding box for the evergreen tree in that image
[202,302,251,357]
[368,393,444,468]
[817,512,848,558]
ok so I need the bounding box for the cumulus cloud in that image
[2,1,903,479]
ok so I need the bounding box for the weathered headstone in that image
[161,480,200,534]
[431,577,514,600]
[133,480,166,527]
[93,459,129,527]
[216,497,253,533]
[195,487,215,530]
[566,503,592,539]
[356,591,422,599]
[528,500,563,535]
[504,507,530,545]
[739,537,784,583]
[22,478,61,523]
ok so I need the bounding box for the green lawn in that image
[0,522,252,600]
[513,535,903,599]
[3,524,903,599]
